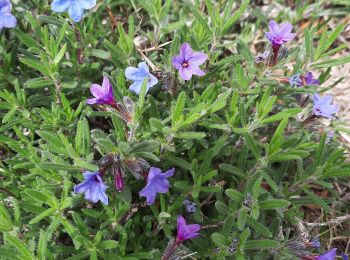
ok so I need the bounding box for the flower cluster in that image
[265,21,339,120]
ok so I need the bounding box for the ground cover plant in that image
[1,0,350,259]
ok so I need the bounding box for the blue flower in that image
[0,0,16,30]
[125,62,158,95]
[313,94,339,119]
[51,0,96,22]
[139,167,174,205]
[74,171,108,205]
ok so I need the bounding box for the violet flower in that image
[86,76,116,106]
[172,42,208,81]
[139,167,175,205]
[125,62,158,95]
[176,215,200,244]
[316,248,337,260]
[313,94,339,119]
[0,0,16,30]
[74,171,108,205]
[304,72,320,85]
[265,20,296,47]
[51,0,96,22]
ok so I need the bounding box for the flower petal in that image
[97,185,108,205]
[162,168,175,178]
[148,167,162,181]
[125,67,147,81]
[148,73,158,87]
[172,55,183,70]
[180,42,193,61]
[189,52,208,66]
[129,81,143,95]
[279,22,293,35]
[68,1,84,22]
[74,181,91,193]
[0,14,16,28]
[80,0,96,9]
[90,84,106,98]
[51,0,70,12]
[152,179,169,193]
[189,66,205,77]
[179,67,193,81]
[138,62,149,73]
[268,20,279,34]
[139,184,156,205]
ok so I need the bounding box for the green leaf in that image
[172,91,186,126]
[268,118,288,155]
[222,0,250,34]
[211,232,227,247]
[225,188,245,202]
[246,217,272,237]
[99,240,119,249]
[311,55,350,69]
[29,208,56,225]
[90,49,111,60]
[5,234,34,260]
[37,230,47,260]
[260,108,302,124]
[303,188,331,213]
[0,204,13,232]
[175,132,206,139]
[75,118,91,157]
[259,199,290,210]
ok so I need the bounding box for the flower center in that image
[182,61,189,68]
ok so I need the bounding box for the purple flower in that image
[139,167,174,205]
[176,215,200,244]
[86,76,116,106]
[125,62,158,95]
[313,94,339,119]
[304,72,320,86]
[265,20,296,47]
[51,0,96,22]
[172,42,208,81]
[74,171,108,205]
[316,248,337,260]
[341,254,348,260]
[289,73,302,87]
[0,0,16,30]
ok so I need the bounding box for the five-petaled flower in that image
[313,94,339,119]
[139,167,175,205]
[86,76,116,106]
[172,42,208,81]
[265,20,295,47]
[51,0,96,22]
[125,62,158,95]
[74,171,109,205]
[176,215,200,244]
[0,0,16,30]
